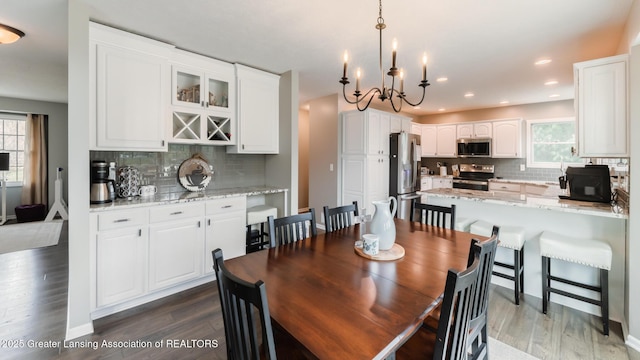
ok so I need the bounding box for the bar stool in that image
[470,220,526,305]
[246,205,278,253]
[455,217,476,232]
[540,231,612,335]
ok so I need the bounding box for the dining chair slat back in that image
[434,255,480,360]
[268,208,318,247]
[410,201,456,230]
[466,226,499,360]
[212,248,277,360]
[323,201,359,233]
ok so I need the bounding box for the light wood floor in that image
[1,224,639,359]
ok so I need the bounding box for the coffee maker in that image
[90,160,115,204]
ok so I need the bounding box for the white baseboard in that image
[626,334,640,353]
[65,322,94,341]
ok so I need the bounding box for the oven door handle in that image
[453,179,488,185]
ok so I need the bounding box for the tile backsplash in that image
[420,157,563,182]
[91,144,266,194]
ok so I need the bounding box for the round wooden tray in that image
[354,243,405,261]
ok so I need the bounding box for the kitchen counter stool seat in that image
[470,220,526,305]
[540,231,612,335]
[455,217,476,232]
[246,205,278,253]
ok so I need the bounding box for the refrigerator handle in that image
[412,139,420,190]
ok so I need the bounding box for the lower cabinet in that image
[148,217,204,290]
[96,226,147,308]
[204,197,247,274]
[91,197,247,316]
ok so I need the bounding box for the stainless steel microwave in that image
[457,138,492,157]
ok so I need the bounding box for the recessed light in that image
[464,92,474,98]
[500,100,510,105]
[545,80,558,86]
[413,106,421,110]
[438,108,446,112]
[436,77,448,82]
[535,59,552,66]
[549,94,560,98]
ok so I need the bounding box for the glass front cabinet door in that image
[170,56,235,145]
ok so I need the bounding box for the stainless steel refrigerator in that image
[389,132,422,220]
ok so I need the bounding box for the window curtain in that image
[21,114,48,206]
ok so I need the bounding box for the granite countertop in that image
[90,186,288,212]
[422,187,628,219]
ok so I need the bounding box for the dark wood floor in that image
[1,223,639,359]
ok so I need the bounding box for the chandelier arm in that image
[387,76,403,112]
[357,91,381,112]
[399,83,429,107]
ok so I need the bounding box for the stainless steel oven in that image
[452,164,495,191]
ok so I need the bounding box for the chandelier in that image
[339,0,430,113]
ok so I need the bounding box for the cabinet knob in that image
[208,219,211,226]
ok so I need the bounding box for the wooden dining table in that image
[224,219,483,360]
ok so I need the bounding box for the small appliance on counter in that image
[90,160,115,204]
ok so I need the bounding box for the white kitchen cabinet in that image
[574,55,628,157]
[340,109,390,156]
[89,22,171,152]
[410,123,422,136]
[492,119,523,158]
[457,122,492,139]
[389,114,412,133]
[92,208,149,309]
[169,50,236,145]
[436,125,457,157]
[204,197,247,274]
[148,204,205,291]
[340,155,366,209]
[432,176,453,189]
[421,125,437,156]
[227,64,280,154]
[366,156,390,214]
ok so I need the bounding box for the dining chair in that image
[212,248,277,360]
[410,200,456,230]
[397,253,481,360]
[466,226,499,360]
[322,201,359,233]
[267,208,318,247]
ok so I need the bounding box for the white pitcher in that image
[369,196,397,251]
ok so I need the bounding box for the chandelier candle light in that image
[340,0,429,112]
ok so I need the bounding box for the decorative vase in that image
[369,196,397,251]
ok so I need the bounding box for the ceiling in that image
[0,0,634,115]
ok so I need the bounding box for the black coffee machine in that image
[90,160,115,204]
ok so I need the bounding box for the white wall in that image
[265,70,299,215]
[66,0,93,340]
[0,97,68,218]
[308,94,339,225]
[417,99,574,124]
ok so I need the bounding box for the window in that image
[526,117,583,169]
[0,113,26,184]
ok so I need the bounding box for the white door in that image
[492,120,522,158]
[96,227,147,307]
[205,211,246,274]
[436,125,457,157]
[421,125,437,156]
[149,218,204,290]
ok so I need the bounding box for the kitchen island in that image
[421,186,627,323]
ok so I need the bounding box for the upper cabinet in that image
[227,64,280,154]
[89,22,172,152]
[492,119,523,158]
[457,122,492,139]
[420,124,456,157]
[410,123,422,136]
[340,109,390,156]
[389,114,412,133]
[574,55,628,157]
[169,50,236,145]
